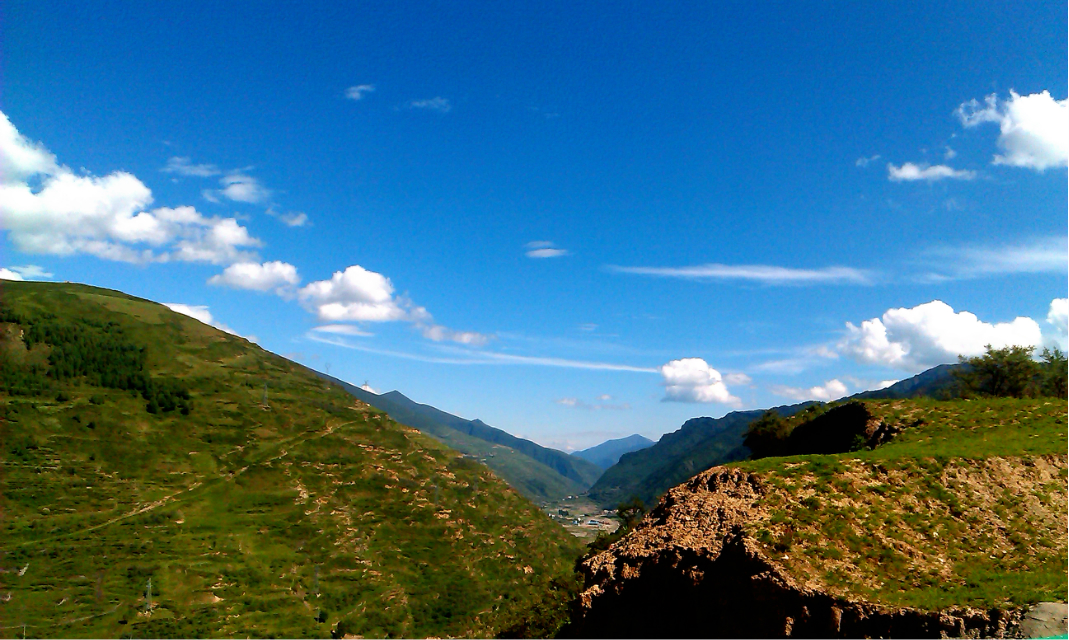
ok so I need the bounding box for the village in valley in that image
[541,495,620,542]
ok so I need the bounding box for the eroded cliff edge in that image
[571,443,1067,638]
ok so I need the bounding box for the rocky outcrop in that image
[570,466,1027,638]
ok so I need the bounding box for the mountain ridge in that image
[320,375,604,501]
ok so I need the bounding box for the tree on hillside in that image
[954,344,1067,398]
[1040,347,1068,397]
[743,410,790,459]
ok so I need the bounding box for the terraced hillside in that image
[0,281,583,639]
[572,397,1068,638]
[326,380,602,503]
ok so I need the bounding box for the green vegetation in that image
[737,397,1068,611]
[330,382,603,503]
[0,281,583,638]
[954,344,1067,399]
[587,412,761,509]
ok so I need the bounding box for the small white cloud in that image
[956,90,1068,170]
[164,302,253,341]
[1045,298,1068,350]
[877,379,899,390]
[408,97,451,113]
[579,323,598,332]
[855,154,881,167]
[660,358,741,405]
[838,300,1043,372]
[610,263,872,286]
[345,85,375,101]
[298,264,489,345]
[723,372,752,386]
[527,248,568,258]
[4,265,52,280]
[162,156,220,178]
[208,260,300,295]
[215,172,271,204]
[299,265,406,323]
[556,395,630,411]
[772,379,849,402]
[0,268,24,280]
[311,324,375,337]
[887,162,976,182]
[525,241,569,258]
[944,146,957,160]
[418,323,491,346]
[271,210,310,227]
[360,382,378,393]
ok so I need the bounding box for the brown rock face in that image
[571,467,1023,639]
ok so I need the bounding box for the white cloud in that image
[270,210,309,227]
[944,146,957,160]
[660,358,741,405]
[855,154,881,167]
[877,379,899,390]
[310,324,375,337]
[525,240,569,258]
[556,395,630,411]
[0,268,23,280]
[610,263,873,285]
[0,114,58,183]
[408,97,451,113]
[1045,298,1068,350]
[919,236,1067,281]
[887,162,976,182]
[0,112,262,266]
[3,265,52,280]
[298,264,489,345]
[299,265,406,322]
[772,379,849,402]
[417,323,492,346]
[162,156,220,178]
[724,372,752,386]
[208,260,300,294]
[838,300,1043,372]
[956,90,1068,170]
[215,172,271,204]
[345,85,375,101]
[163,302,253,341]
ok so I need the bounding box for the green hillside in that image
[0,281,583,638]
[738,397,1067,610]
[587,366,968,510]
[326,380,602,502]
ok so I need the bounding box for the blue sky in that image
[2,1,1066,450]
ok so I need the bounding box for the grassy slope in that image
[329,382,600,502]
[737,398,1068,610]
[0,282,583,638]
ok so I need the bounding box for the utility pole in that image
[261,382,269,409]
[144,578,152,613]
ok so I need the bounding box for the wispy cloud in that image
[407,97,451,113]
[525,240,569,258]
[345,84,375,101]
[855,154,881,167]
[771,378,849,402]
[887,162,975,182]
[608,263,873,286]
[307,333,658,373]
[556,395,631,411]
[162,156,220,178]
[917,236,1068,282]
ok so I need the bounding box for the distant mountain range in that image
[588,364,962,508]
[322,377,603,503]
[572,434,654,470]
